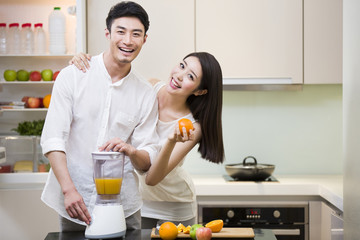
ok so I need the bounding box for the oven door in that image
[241,224,306,240]
[198,202,308,240]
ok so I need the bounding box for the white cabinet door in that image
[196,0,303,84]
[87,0,195,81]
[304,0,342,84]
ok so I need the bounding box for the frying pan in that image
[225,156,275,181]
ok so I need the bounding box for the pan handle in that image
[243,156,257,165]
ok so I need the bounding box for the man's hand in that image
[99,137,151,172]
[63,188,92,225]
[99,137,136,156]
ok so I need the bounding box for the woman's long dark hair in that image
[185,52,225,164]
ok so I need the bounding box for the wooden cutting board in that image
[151,227,255,238]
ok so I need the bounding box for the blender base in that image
[85,204,126,239]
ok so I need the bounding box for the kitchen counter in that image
[0,173,343,212]
[192,174,343,212]
[44,228,276,240]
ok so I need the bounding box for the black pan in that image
[225,156,275,181]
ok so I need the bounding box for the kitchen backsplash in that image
[183,84,343,176]
[1,84,342,176]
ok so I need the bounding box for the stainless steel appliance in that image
[198,201,308,240]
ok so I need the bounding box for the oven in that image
[198,201,308,240]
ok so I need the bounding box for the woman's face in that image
[166,56,204,97]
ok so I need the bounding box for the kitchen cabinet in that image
[0,188,59,240]
[309,201,343,240]
[195,0,303,84]
[304,0,343,84]
[86,0,195,81]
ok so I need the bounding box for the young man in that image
[40,1,159,231]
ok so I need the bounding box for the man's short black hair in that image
[106,1,150,34]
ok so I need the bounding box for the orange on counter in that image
[183,225,191,234]
[205,219,224,233]
[43,94,51,108]
[159,222,178,240]
[178,118,194,137]
[177,223,185,233]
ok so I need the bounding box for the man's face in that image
[105,17,147,64]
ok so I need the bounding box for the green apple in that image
[3,69,17,81]
[41,69,53,81]
[190,224,203,240]
[16,69,30,81]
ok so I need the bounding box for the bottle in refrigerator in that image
[49,7,66,54]
[7,23,21,54]
[20,23,34,54]
[0,23,7,54]
[34,23,47,54]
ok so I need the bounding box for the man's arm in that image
[47,151,92,224]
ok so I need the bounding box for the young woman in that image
[70,51,225,228]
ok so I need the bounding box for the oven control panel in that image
[200,206,306,225]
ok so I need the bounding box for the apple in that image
[25,97,42,108]
[30,71,42,81]
[52,70,60,81]
[3,69,17,81]
[16,69,30,81]
[21,96,29,103]
[196,227,212,240]
[41,69,53,81]
[190,224,203,240]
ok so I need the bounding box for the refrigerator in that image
[343,0,360,239]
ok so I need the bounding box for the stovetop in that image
[223,175,279,182]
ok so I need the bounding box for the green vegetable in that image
[12,119,45,136]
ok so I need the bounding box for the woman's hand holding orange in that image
[168,118,195,143]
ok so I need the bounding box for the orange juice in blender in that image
[95,178,123,195]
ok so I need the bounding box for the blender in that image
[85,152,126,239]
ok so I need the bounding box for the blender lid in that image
[92,151,122,160]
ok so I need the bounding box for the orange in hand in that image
[178,118,194,137]
[159,222,178,240]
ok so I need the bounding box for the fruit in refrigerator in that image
[159,222,178,240]
[53,70,60,80]
[196,227,212,240]
[43,94,51,108]
[30,70,42,81]
[16,69,30,81]
[41,69,53,81]
[25,97,42,108]
[3,69,17,81]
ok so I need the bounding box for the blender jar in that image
[92,152,124,204]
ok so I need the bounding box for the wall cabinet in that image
[85,0,342,84]
[196,0,303,84]
[86,0,195,82]
[304,0,342,84]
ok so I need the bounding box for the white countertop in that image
[0,173,343,212]
[192,174,343,212]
